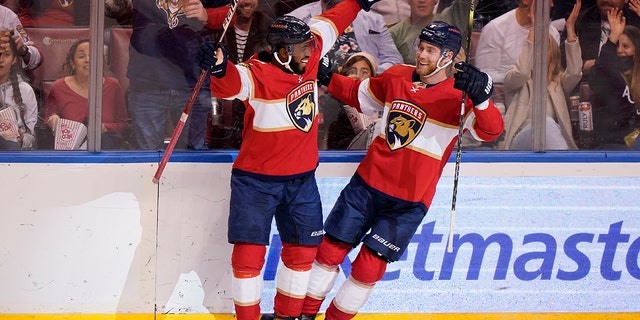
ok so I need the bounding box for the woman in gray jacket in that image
[498,0,581,150]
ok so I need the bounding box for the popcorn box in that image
[0,107,19,141]
[54,118,87,150]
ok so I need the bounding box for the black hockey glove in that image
[453,62,494,106]
[196,41,228,78]
[317,55,333,87]
[355,0,381,11]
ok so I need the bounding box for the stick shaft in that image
[152,70,207,184]
[448,2,475,253]
[218,0,239,43]
[152,0,239,184]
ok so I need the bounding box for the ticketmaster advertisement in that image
[260,175,640,313]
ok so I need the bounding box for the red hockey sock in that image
[325,301,356,320]
[301,295,324,316]
[274,290,304,318]
[273,243,317,317]
[235,303,260,320]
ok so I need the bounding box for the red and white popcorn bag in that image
[0,107,20,142]
[54,118,87,150]
[344,105,376,134]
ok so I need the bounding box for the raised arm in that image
[562,0,583,95]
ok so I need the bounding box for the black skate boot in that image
[299,315,316,320]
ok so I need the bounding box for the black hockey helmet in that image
[267,15,313,50]
[418,21,462,57]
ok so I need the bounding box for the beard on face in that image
[415,60,437,77]
[290,58,306,74]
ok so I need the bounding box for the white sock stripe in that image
[306,261,339,298]
[333,276,374,314]
[232,274,263,304]
[276,263,311,297]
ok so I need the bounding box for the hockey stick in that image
[447,1,475,253]
[152,0,239,184]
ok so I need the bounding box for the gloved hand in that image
[453,62,494,106]
[196,41,229,78]
[317,55,333,87]
[355,0,381,11]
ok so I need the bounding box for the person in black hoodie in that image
[114,0,231,150]
[589,6,640,149]
[575,0,640,80]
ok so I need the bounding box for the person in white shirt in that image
[370,0,410,26]
[0,5,42,71]
[288,0,403,74]
[473,0,559,83]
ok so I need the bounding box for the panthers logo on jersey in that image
[386,100,426,150]
[157,0,185,29]
[287,80,316,133]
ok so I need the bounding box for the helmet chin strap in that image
[274,45,295,73]
[424,53,452,78]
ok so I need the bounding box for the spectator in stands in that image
[499,0,582,151]
[389,0,478,64]
[370,0,410,26]
[2,0,90,26]
[475,0,518,27]
[0,34,36,150]
[106,0,232,150]
[474,0,560,84]
[44,39,128,149]
[589,7,640,149]
[0,4,41,71]
[575,0,640,80]
[324,52,379,149]
[216,0,271,64]
[105,0,134,26]
[288,0,403,74]
[389,0,475,65]
[208,0,272,149]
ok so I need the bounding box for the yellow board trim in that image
[2,314,640,320]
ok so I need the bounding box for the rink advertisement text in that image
[264,220,640,281]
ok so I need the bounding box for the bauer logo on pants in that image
[287,80,316,133]
[386,100,426,150]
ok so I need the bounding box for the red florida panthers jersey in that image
[328,64,505,206]
[209,0,361,179]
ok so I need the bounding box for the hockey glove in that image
[355,0,381,11]
[196,41,228,78]
[453,62,494,106]
[317,55,333,87]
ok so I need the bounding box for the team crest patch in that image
[287,80,316,133]
[386,100,427,150]
[157,0,185,29]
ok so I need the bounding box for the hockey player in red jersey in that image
[194,0,382,319]
[299,21,504,320]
